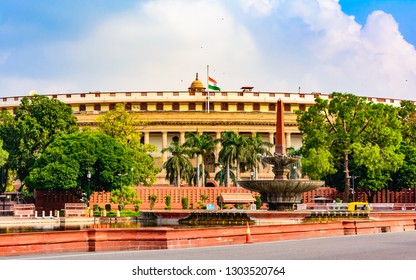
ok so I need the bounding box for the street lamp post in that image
[86,170,91,209]
[347,175,358,202]
[118,173,127,211]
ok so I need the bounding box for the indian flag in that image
[208,77,221,91]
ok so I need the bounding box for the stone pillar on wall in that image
[285,132,292,151]
[215,131,222,173]
[180,131,186,145]
[162,131,168,162]
[143,132,150,145]
[269,132,274,154]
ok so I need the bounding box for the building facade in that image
[0,74,404,186]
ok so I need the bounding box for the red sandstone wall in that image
[34,187,416,212]
[1,217,416,257]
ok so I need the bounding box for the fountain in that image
[238,99,325,211]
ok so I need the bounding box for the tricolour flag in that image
[208,77,221,91]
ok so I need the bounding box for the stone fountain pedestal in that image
[238,154,325,211]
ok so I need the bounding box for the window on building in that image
[284,93,290,98]
[125,103,132,111]
[269,93,275,97]
[172,102,179,111]
[109,103,116,110]
[254,92,259,97]
[95,93,100,97]
[284,104,291,112]
[157,92,163,97]
[221,102,228,111]
[299,104,306,111]
[80,94,85,98]
[110,93,116,97]
[221,92,228,96]
[66,94,71,98]
[299,94,305,98]
[141,92,147,96]
[156,102,163,110]
[94,104,101,111]
[79,104,86,111]
[14,97,19,101]
[52,95,57,98]
[253,103,260,111]
[125,92,131,97]
[140,103,147,111]
[189,102,196,110]
[237,103,244,111]
[173,92,179,96]
[269,103,276,111]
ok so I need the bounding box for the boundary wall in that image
[34,187,416,212]
[1,216,415,257]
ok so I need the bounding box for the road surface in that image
[3,230,416,260]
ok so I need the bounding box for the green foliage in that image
[162,142,194,187]
[110,185,142,210]
[97,103,148,145]
[0,95,78,190]
[164,195,172,210]
[184,132,217,186]
[181,197,189,210]
[148,194,157,210]
[297,92,404,199]
[254,195,263,209]
[25,131,133,194]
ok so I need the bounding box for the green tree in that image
[97,103,147,145]
[297,93,404,201]
[0,95,78,191]
[162,141,194,187]
[244,133,273,179]
[98,103,159,187]
[389,101,416,191]
[127,141,160,187]
[109,185,142,211]
[217,131,251,185]
[25,131,134,200]
[184,132,216,187]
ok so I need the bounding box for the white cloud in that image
[1,0,416,101]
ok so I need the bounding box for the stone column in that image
[162,131,168,162]
[180,131,186,145]
[143,132,150,145]
[275,99,285,154]
[285,132,291,151]
[269,132,275,154]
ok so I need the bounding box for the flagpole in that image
[206,65,210,113]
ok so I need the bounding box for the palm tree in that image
[162,142,193,187]
[218,131,251,186]
[246,133,273,179]
[184,132,216,187]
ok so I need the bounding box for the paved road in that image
[3,231,416,260]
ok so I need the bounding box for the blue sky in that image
[1,0,415,100]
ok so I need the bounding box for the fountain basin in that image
[238,179,325,210]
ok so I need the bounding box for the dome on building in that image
[189,73,205,92]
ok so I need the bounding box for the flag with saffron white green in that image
[208,77,221,91]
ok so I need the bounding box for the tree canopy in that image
[25,131,133,195]
[297,92,404,201]
[0,95,78,191]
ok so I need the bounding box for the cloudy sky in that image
[1,0,415,100]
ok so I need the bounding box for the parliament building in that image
[0,74,403,186]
